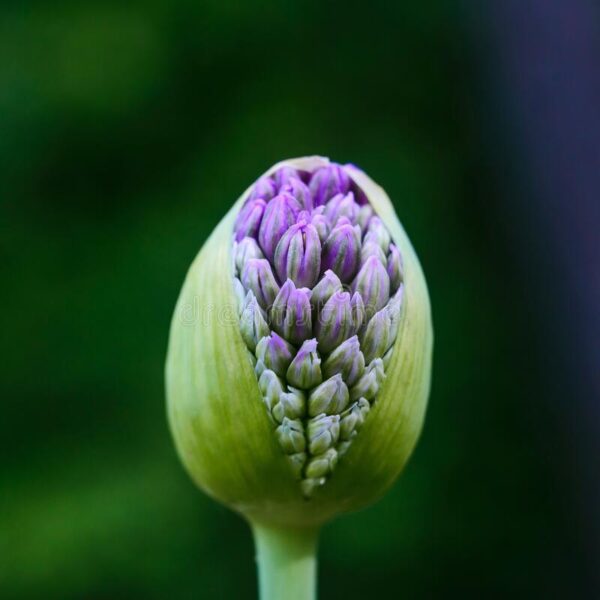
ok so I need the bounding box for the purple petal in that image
[234,198,266,241]
[274,221,322,288]
[257,192,301,261]
[308,165,351,206]
[248,176,277,202]
[352,256,390,313]
[322,223,361,283]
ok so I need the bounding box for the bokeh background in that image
[2,1,598,598]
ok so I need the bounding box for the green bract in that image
[166,156,433,530]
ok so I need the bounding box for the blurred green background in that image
[2,1,598,598]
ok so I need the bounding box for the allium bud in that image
[307,414,340,455]
[350,358,385,401]
[274,220,321,288]
[235,236,264,274]
[352,255,390,314]
[357,204,374,231]
[321,222,361,283]
[301,477,326,498]
[308,374,350,417]
[332,215,354,229]
[350,291,365,333]
[258,369,284,411]
[324,192,359,224]
[360,240,387,267]
[305,448,338,479]
[258,192,300,260]
[364,216,391,251]
[281,177,312,211]
[387,243,404,293]
[322,335,365,387]
[272,387,306,423]
[310,269,342,310]
[314,291,357,353]
[239,292,270,352]
[166,157,432,588]
[309,164,351,206]
[273,166,301,188]
[286,339,322,389]
[287,452,307,480]
[360,307,392,364]
[256,333,295,378]
[270,280,313,345]
[310,211,330,243]
[234,198,266,241]
[339,398,370,440]
[241,259,280,310]
[276,418,306,454]
[247,176,277,203]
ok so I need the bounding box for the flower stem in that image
[251,522,320,600]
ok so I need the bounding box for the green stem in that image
[251,522,320,600]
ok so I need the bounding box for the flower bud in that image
[286,339,323,389]
[305,448,338,479]
[167,156,432,529]
[309,164,351,206]
[310,211,330,243]
[307,414,340,455]
[300,477,326,498]
[352,256,390,314]
[241,258,280,310]
[364,216,391,251]
[360,308,392,364]
[256,332,295,378]
[273,166,301,188]
[235,236,264,275]
[308,374,350,417]
[258,192,301,260]
[321,222,361,283]
[350,358,385,401]
[357,204,374,231]
[286,452,307,480]
[371,357,385,379]
[274,221,321,288]
[272,387,306,423]
[315,291,356,353]
[258,369,285,411]
[350,291,365,333]
[281,177,312,211]
[322,335,365,387]
[276,418,306,454]
[360,240,387,267]
[324,192,359,224]
[239,292,270,352]
[339,398,370,440]
[333,216,355,229]
[234,198,266,241]
[387,243,404,293]
[248,176,277,203]
[270,280,313,345]
[310,269,342,310]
